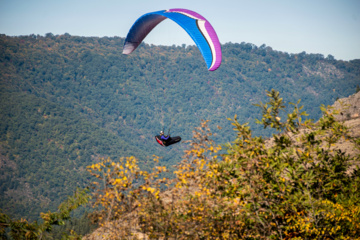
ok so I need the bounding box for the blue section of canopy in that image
[159,11,212,70]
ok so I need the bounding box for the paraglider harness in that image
[155,127,181,147]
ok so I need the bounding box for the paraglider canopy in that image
[123,8,222,71]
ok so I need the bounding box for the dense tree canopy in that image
[0,33,359,222]
[2,90,359,239]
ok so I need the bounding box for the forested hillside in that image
[0,91,148,220]
[0,33,359,221]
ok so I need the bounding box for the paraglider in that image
[123,8,222,71]
[155,129,181,147]
[123,9,221,147]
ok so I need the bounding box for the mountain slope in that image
[0,34,359,220]
[0,91,148,220]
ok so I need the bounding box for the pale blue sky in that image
[1,0,359,60]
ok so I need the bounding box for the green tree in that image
[0,189,90,239]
